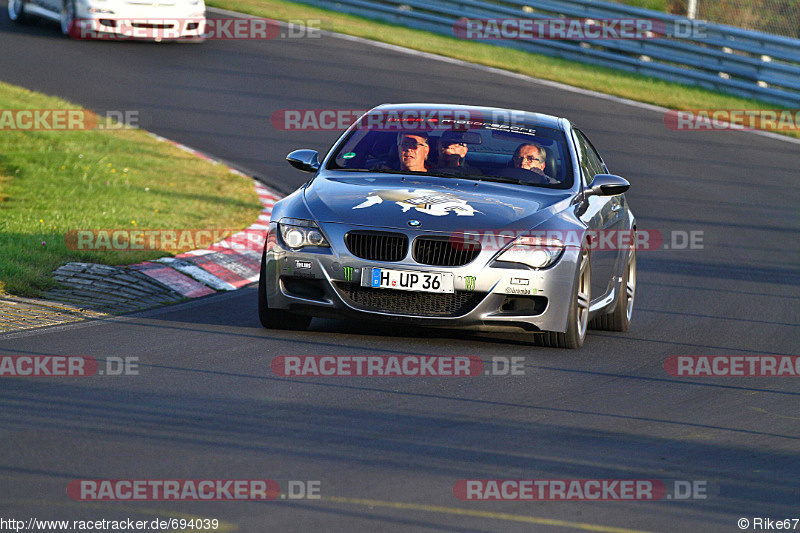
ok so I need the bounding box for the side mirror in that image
[286,149,320,173]
[587,174,629,197]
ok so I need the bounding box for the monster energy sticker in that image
[464,276,476,292]
[343,266,355,282]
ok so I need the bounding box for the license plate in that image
[363,268,454,294]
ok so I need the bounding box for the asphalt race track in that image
[1,7,798,532]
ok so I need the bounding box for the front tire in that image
[8,0,29,23]
[537,248,590,349]
[61,0,77,38]
[590,247,636,332]
[258,246,311,331]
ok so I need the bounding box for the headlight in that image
[279,218,330,250]
[496,236,564,269]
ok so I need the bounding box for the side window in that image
[574,129,606,185]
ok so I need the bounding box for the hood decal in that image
[353,189,482,217]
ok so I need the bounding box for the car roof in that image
[368,103,566,131]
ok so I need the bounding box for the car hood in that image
[304,173,571,233]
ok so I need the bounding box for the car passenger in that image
[512,142,548,179]
[430,131,481,175]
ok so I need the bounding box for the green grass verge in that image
[207,0,798,139]
[0,81,262,297]
[610,0,670,12]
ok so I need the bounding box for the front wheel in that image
[8,0,29,23]
[590,247,636,332]
[61,0,77,37]
[537,248,590,349]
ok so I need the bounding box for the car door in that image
[573,129,624,306]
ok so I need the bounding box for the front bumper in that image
[264,222,581,334]
[74,2,206,39]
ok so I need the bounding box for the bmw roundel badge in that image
[408,220,421,227]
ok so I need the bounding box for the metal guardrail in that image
[297,0,800,106]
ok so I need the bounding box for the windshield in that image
[326,118,573,189]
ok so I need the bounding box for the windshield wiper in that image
[332,168,465,178]
[330,168,412,174]
[474,175,532,186]
[330,168,542,187]
[428,173,539,187]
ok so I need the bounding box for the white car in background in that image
[8,0,206,40]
